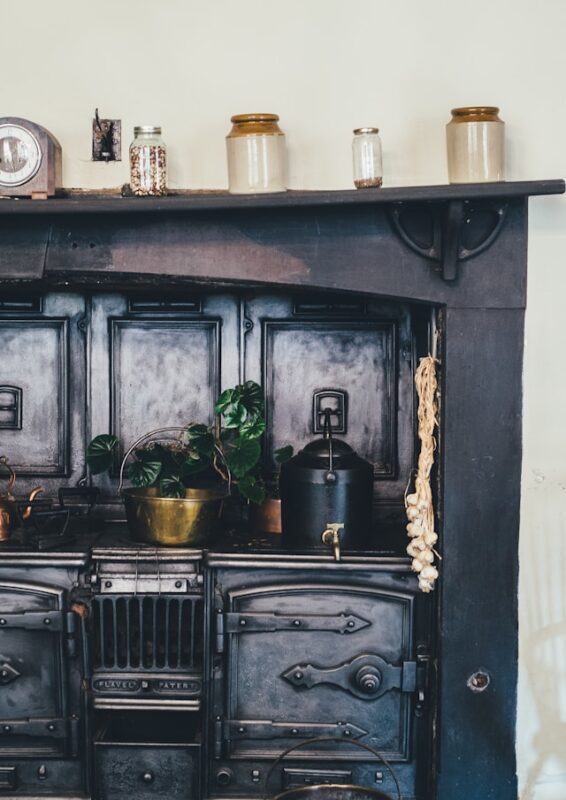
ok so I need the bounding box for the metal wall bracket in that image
[389,199,508,282]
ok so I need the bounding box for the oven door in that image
[0,581,78,757]
[214,581,418,764]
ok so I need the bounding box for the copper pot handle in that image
[264,736,401,800]
[118,426,231,494]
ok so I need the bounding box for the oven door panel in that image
[0,582,76,756]
[218,582,416,762]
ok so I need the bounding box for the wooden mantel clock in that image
[0,117,62,198]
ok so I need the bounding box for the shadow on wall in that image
[519,483,566,800]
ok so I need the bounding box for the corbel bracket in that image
[389,199,508,282]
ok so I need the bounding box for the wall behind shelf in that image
[3,1,566,797]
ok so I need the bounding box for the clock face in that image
[0,124,42,187]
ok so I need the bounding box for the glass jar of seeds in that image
[129,126,167,196]
[352,127,383,188]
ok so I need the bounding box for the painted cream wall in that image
[4,1,566,797]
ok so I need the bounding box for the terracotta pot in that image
[251,497,282,534]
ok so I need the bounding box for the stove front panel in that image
[208,563,429,800]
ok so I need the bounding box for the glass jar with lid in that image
[446,107,505,183]
[129,126,167,196]
[352,127,383,188]
[226,114,287,194]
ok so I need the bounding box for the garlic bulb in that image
[404,355,439,593]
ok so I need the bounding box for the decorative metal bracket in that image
[282,653,417,701]
[389,199,508,282]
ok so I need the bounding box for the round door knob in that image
[216,768,233,786]
[142,771,155,784]
[355,665,382,695]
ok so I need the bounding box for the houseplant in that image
[86,380,267,544]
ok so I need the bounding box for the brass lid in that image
[450,106,502,123]
[228,114,284,137]
[353,127,380,135]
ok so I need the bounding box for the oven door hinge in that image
[0,610,66,631]
[0,717,74,740]
[221,719,368,742]
[223,611,370,635]
[64,611,78,658]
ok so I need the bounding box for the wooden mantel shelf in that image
[0,179,563,216]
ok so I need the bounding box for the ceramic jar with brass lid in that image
[446,106,505,183]
[226,113,287,194]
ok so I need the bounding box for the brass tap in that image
[321,523,344,562]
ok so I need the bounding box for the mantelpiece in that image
[0,180,564,800]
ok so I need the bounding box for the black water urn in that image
[279,411,374,557]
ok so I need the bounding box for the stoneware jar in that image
[226,113,287,194]
[446,106,505,183]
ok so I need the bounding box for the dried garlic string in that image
[405,355,440,592]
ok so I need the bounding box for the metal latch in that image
[283,653,418,700]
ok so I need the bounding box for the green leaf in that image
[159,476,186,498]
[239,418,266,440]
[238,475,266,505]
[180,454,212,478]
[214,388,241,416]
[226,437,261,479]
[239,381,264,418]
[222,401,248,429]
[274,445,294,464]
[185,424,215,456]
[87,434,120,475]
[128,458,162,487]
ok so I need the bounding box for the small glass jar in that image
[129,126,167,196]
[226,114,287,194]
[352,128,383,189]
[446,107,505,183]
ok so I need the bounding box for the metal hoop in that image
[118,426,231,495]
[265,736,401,800]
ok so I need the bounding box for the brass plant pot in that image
[122,486,227,546]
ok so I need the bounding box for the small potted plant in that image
[86,381,267,545]
[251,445,294,535]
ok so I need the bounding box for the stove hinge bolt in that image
[64,611,78,658]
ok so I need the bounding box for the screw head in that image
[239,619,246,626]
[104,581,112,589]
[43,618,51,625]
[294,671,303,680]
[47,723,56,732]
[3,725,12,732]
[175,580,182,588]
[293,619,301,627]
[0,619,6,625]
